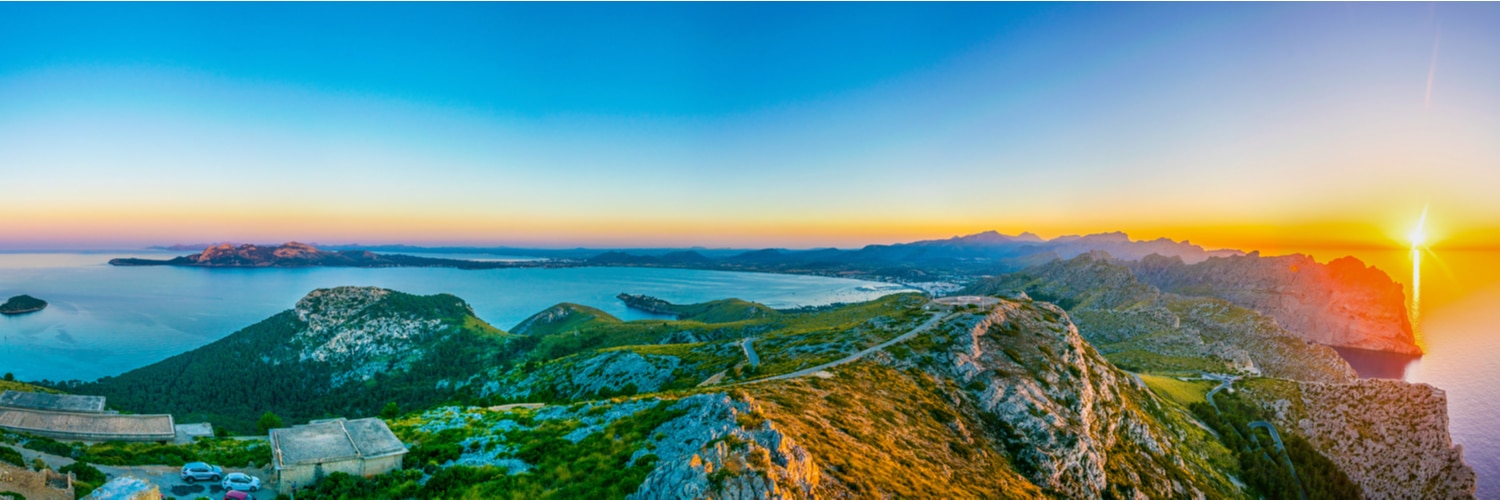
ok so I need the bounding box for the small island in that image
[0,295,47,315]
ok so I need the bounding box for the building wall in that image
[278,456,404,492]
[0,463,74,500]
[360,455,403,477]
[276,463,317,492]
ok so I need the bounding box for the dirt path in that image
[739,311,955,385]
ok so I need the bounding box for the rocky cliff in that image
[625,299,1244,499]
[1244,378,1476,498]
[1130,252,1420,355]
[965,251,1358,383]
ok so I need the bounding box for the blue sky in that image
[2,3,1497,249]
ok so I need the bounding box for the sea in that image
[0,249,1496,494]
[0,251,907,382]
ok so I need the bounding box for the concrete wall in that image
[0,462,73,500]
[361,455,403,477]
[276,454,404,492]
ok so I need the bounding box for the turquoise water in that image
[0,252,906,382]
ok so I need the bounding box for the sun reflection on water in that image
[1411,246,1423,349]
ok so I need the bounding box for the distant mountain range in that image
[136,231,1242,278]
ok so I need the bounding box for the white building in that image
[269,417,408,492]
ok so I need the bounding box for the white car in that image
[221,472,261,492]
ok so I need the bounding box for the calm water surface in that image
[0,252,905,382]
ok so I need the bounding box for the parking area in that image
[2,443,275,500]
[109,465,275,500]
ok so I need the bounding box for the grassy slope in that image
[1138,373,1214,407]
[0,380,61,394]
[744,363,1046,499]
[496,293,929,401]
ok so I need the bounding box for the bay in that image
[0,252,906,383]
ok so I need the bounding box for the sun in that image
[1408,208,1429,248]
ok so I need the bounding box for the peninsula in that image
[108,242,569,270]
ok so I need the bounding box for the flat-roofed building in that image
[0,391,106,413]
[0,407,174,442]
[270,417,407,492]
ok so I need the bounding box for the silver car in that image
[179,461,222,483]
[222,472,262,492]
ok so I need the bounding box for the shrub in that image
[60,461,105,483]
[0,446,23,467]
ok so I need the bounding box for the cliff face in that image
[1246,378,1476,499]
[928,300,1235,498]
[965,252,1358,383]
[1131,252,1420,355]
[614,299,1244,499]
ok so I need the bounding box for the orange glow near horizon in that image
[1,187,1493,252]
[4,202,1495,253]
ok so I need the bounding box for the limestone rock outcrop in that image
[1247,379,1476,498]
[1131,252,1420,355]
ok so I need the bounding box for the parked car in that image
[224,490,253,500]
[180,461,223,483]
[222,472,262,492]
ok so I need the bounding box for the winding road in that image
[1200,372,1306,500]
[1203,373,1236,411]
[740,310,955,385]
[1251,420,1307,500]
[740,338,760,367]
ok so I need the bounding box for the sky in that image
[2,2,1498,251]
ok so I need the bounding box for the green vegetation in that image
[1190,392,1361,499]
[299,399,689,499]
[1137,373,1214,407]
[61,461,105,498]
[656,298,781,323]
[70,291,518,433]
[0,379,60,395]
[0,295,47,315]
[0,446,23,468]
[257,412,284,434]
[18,434,269,468]
[510,303,621,336]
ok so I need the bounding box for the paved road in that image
[1251,420,1307,500]
[1202,373,1237,411]
[740,338,760,367]
[740,311,954,385]
[1198,373,1305,500]
[2,442,271,499]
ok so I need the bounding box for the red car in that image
[224,490,253,500]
